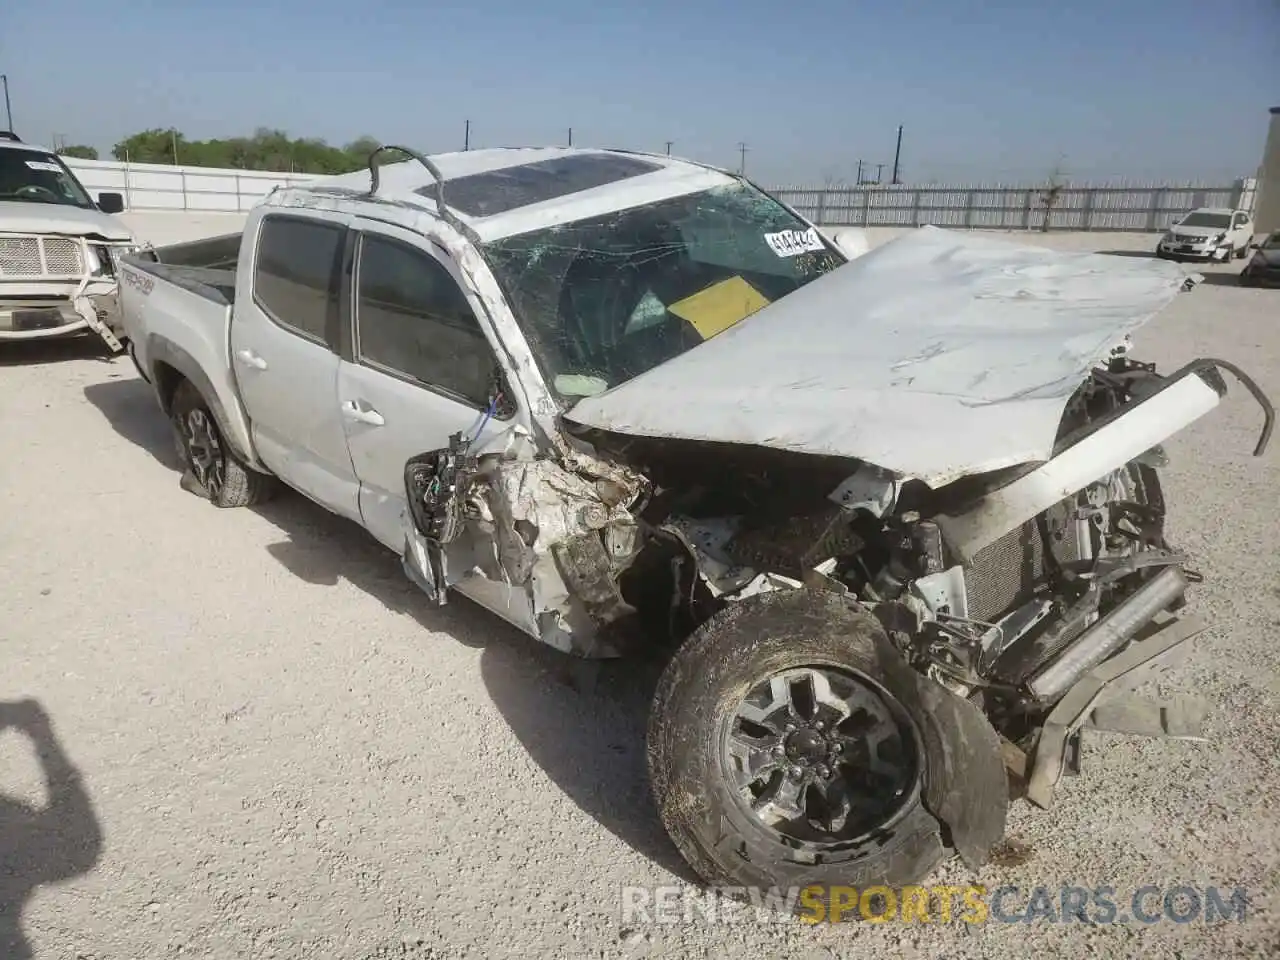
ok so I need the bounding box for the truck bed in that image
[137,262,237,306]
[132,232,243,305]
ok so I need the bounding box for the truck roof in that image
[0,137,56,155]
[271,146,741,243]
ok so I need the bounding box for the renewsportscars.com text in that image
[619,884,1250,925]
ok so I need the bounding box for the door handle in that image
[341,400,385,426]
[235,349,267,370]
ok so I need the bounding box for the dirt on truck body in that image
[117,144,1274,900]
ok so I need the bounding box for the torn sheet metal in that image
[564,226,1195,488]
[482,457,641,657]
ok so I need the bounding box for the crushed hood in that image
[564,226,1195,488]
[0,202,133,241]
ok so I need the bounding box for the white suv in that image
[0,131,148,350]
[1156,207,1254,262]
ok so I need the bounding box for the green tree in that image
[109,127,383,174]
[57,144,99,160]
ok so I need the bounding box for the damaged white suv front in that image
[0,133,146,351]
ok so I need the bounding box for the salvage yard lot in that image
[1,229,1278,959]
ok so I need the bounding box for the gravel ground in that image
[1,230,1278,959]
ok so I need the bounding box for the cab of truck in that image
[0,131,147,350]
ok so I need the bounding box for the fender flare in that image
[144,334,260,468]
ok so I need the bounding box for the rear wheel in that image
[170,380,275,508]
[647,590,949,899]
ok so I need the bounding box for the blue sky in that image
[4,0,1278,185]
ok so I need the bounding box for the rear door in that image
[1231,211,1253,248]
[336,219,519,553]
[230,210,361,521]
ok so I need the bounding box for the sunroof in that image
[415,153,662,217]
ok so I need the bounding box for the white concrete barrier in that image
[64,157,320,213]
[120,211,249,247]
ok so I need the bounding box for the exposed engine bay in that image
[402,352,1273,801]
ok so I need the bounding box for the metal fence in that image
[773,178,1258,232]
[62,157,1258,233]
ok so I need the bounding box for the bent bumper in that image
[1157,241,1232,260]
[0,292,122,344]
[1024,613,1210,808]
[937,360,1274,563]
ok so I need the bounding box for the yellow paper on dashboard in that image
[668,276,770,340]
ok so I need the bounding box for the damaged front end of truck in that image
[399,225,1274,890]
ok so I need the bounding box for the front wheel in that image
[170,380,276,508]
[648,590,956,898]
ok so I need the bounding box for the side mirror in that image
[828,227,870,261]
[97,192,125,214]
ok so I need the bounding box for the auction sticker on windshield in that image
[764,227,825,257]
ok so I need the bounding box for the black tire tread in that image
[647,588,946,894]
[171,380,276,508]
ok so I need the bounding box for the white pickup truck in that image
[118,145,1272,901]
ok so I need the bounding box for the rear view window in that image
[253,216,344,341]
[416,153,661,217]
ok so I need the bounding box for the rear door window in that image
[253,215,344,344]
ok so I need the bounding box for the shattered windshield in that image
[0,150,96,209]
[482,183,844,401]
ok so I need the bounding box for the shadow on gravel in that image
[81,375,691,879]
[1193,272,1250,287]
[480,638,698,882]
[0,699,103,960]
[1098,249,1159,259]
[0,336,117,367]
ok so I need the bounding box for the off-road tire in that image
[647,588,947,899]
[170,380,276,508]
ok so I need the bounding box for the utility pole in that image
[170,128,179,164]
[665,140,673,156]
[737,141,747,175]
[855,159,864,184]
[568,127,573,147]
[464,119,471,152]
[891,124,904,184]
[875,162,885,184]
[1,75,12,131]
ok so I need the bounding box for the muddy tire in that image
[647,589,950,898]
[170,380,275,508]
